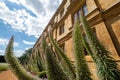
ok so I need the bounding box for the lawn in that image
[0,63,9,72]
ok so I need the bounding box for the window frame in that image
[60,43,65,51]
[73,4,88,24]
[60,8,64,18]
[59,24,64,35]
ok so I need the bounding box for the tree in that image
[0,55,6,63]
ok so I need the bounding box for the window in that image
[60,8,64,17]
[73,10,80,24]
[82,28,96,55]
[60,43,65,51]
[93,28,96,37]
[83,47,88,55]
[84,35,88,42]
[73,4,88,24]
[83,35,89,55]
[83,5,88,16]
[71,0,75,2]
[74,13,78,23]
[59,25,64,35]
[91,28,97,38]
[73,9,81,24]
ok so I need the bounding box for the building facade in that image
[33,0,120,79]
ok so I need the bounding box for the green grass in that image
[0,63,9,72]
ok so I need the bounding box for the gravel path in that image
[0,70,18,80]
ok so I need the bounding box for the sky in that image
[0,0,62,57]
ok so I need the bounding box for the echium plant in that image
[42,37,69,80]
[73,21,92,80]
[80,13,120,80]
[48,31,76,79]
[49,31,76,79]
[5,36,40,80]
[34,48,46,78]
[35,48,45,72]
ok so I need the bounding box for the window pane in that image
[60,9,64,17]
[60,44,65,51]
[84,35,88,42]
[83,4,88,16]
[71,0,75,2]
[83,35,89,55]
[62,26,64,33]
[74,13,77,24]
[92,28,97,38]
[83,47,88,55]
[78,9,81,21]
[59,25,64,35]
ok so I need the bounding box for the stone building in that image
[33,0,120,79]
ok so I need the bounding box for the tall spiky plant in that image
[80,13,120,80]
[73,21,92,80]
[35,48,45,72]
[42,37,69,80]
[18,48,35,71]
[5,36,40,80]
[34,48,47,78]
[30,51,39,72]
[48,31,76,79]
[41,36,47,70]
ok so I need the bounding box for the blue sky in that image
[0,0,61,57]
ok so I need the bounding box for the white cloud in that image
[9,0,46,16]
[0,49,24,57]
[21,0,46,16]
[0,0,62,38]
[22,40,35,45]
[14,50,24,57]
[46,0,60,12]
[0,49,23,56]
[0,2,48,38]
[25,47,31,50]
[0,50,4,55]
[0,0,62,57]
[0,2,26,31]
[0,38,8,45]
[14,42,19,47]
[7,0,20,5]
[0,38,19,47]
